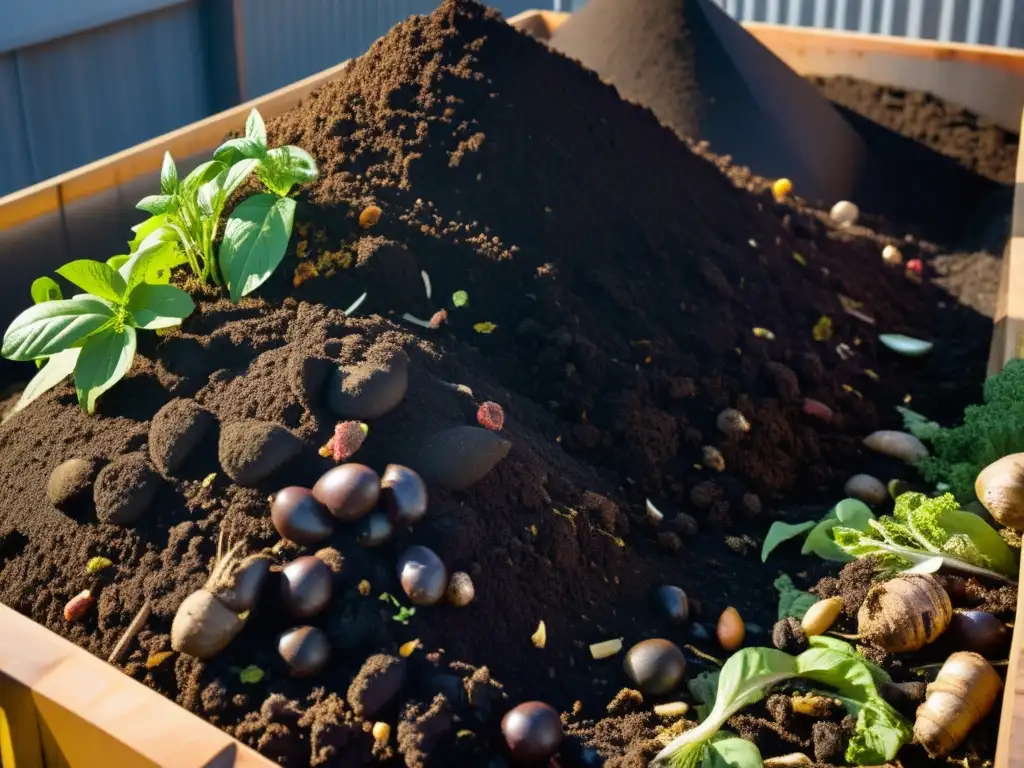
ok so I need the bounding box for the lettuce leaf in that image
[773,574,817,620]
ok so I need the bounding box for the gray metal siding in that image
[0,1,210,195]
[0,54,36,194]
[237,0,541,98]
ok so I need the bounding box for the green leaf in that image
[245,109,267,145]
[127,284,194,330]
[5,348,80,418]
[265,146,318,194]
[2,296,115,361]
[773,574,817,620]
[181,160,225,193]
[198,158,260,217]
[807,636,890,688]
[220,193,296,302]
[761,520,815,562]
[213,137,266,165]
[31,276,62,305]
[452,289,469,308]
[704,735,762,768]
[136,194,176,215]
[74,325,136,414]
[835,498,875,525]
[128,215,169,253]
[56,260,127,303]
[802,518,856,563]
[106,255,131,272]
[160,151,178,195]
[120,241,186,292]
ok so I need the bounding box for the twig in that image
[108,600,152,665]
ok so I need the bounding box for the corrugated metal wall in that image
[1,0,1021,198]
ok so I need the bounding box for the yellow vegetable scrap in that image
[358,579,372,596]
[474,322,498,334]
[201,472,216,488]
[372,722,391,746]
[531,620,547,649]
[589,638,623,659]
[359,205,382,229]
[842,384,863,399]
[864,369,880,381]
[812,316,833,342]
[296,240,309,259]
[293,260,319,287]
[399,639,421,658]
[772,178,793,202]
[752,327,775,341]
[145,651,175,669]
[792,252,806,266]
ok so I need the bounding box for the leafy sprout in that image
[380,593,416,625]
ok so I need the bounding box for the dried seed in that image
[801,598,842,636]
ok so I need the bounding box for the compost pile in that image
[0,1,1015,767]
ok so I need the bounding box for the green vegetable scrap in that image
[86,556,114,575]
[452,290,469,308]
[2,248,195,415]
[380,592,416,625]
[654,641,910,768]
[762,499,875,564]
[899,358,1024,500]
[773,574,817,621]
[833,491,1018,581]
[239,664,265,684]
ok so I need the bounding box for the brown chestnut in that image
[271,487,334,545]
[397,545,448,606]
[656,585,689,625]
[623,638,686,695]
[381,465,428,526]
[313,463,380,522]
[278,625,330,677]
[501,701,563,764]
[280,556,333,619]
[945,610,1010,659]
[356,512,393,548]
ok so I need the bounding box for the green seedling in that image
[132,108,318,302]
[380,592,416,625]
[2,244,195,415]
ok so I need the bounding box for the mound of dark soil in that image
[0,1,1013,767]
[547,0,867,202]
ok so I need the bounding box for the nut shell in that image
[280,556,333,619]
[313,463,380,522]
[656,585,689,625]
[622,639,686,695]
[380,465,428,526]
[501,701,563,764]
[271,487,334,545]
[278,626,330,677]
[397,545,448,606]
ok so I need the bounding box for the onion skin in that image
[914,652,1002,757]
[171,590,244,659]
[857,574,951,653]
[975,453,1024,531]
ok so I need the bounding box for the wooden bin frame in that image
[1,9,1024,766]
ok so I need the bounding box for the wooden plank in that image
[0,605,275,767]
[993,107,1024,768]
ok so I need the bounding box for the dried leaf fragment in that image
[474,321,498,334]
[145,651,175,669]
[400,639,421,658]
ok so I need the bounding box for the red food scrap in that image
[429,309,448,329]
[64,590,94,622]
[905,258,923,278]
[802,398,833,422]
[477,401,505,432]
[324,421,367,462]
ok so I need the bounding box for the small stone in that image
[148,398,215,475]
[47,457,100,510]
[844,474,888,506]
[347,654,406,717]
[657,532,683,554]
[672,512,699,536]
[326,347,409,420]
[218,421,303,486]
[689,482,720,509]
[94,452,161,526]
[398,426,511,491]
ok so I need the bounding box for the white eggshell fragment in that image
[882,245,903,265]
[879,334,933,357]
[863,431,929,463]
[829,200,859,227]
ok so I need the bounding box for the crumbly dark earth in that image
[0,2,1016,767]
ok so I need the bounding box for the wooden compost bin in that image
[1,10,1024,766]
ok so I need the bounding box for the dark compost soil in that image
[0,2,1017,767]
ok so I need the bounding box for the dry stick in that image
[108,600,152,665]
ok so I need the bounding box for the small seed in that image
[882,245,903,265]
[801,597,843,636]
[531,620,547,649]
[717,606,745,651]
[64,590,94,622]
[829,200,859,227]
[702,446,726,472]
[716,408,750,437]
[589,638,623,659]
[372,721,391,745]
[446,571,475,607]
